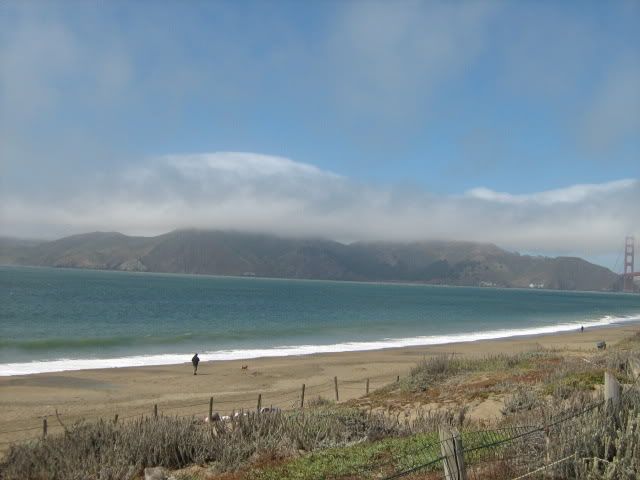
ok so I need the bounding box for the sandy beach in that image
[1,323,639,450]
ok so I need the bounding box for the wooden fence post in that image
[628,357,640,380]
[544,427,551,464]
[366,378,370,395]
[604,371,620,407]
[334,376,339,402]
[397,375,400,383]
[42,418,47,439]
[114,414,119,424]
[209,397,213,421]
[153,404,158,418]
[300,384,305,409]
[439,425,467,480]
[257,393,262,412]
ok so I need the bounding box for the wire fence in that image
[0,374,398,447]
[380,369,640,480]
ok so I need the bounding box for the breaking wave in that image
[1,313,638,376]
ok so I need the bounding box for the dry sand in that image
[1,323,638,449]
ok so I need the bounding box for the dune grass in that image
[0,406,456,480]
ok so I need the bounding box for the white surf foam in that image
[2,313,639,376]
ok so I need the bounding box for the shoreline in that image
[3,316,639,377]
[1,323,639,449]
[3,263,632,294]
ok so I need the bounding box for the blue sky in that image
[0,1,639,267]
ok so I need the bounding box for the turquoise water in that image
[2,265,640,375]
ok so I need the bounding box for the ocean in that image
[2,265,640,376]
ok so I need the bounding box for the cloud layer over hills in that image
[2,152,637,257]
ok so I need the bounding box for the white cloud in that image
[164,153,339,179]
[2,153,638,257]
[466,179,636,205]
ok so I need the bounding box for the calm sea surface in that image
[2,266,640,375]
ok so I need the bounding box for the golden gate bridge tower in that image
[623,236,640,293]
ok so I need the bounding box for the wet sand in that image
[1,323,638,449]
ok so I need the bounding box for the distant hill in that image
[0,237,45,265]
[0,230,624,291]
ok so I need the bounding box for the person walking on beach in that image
[192,353,200,375]
[581,326,584,333]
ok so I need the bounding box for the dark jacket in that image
[192,354,200,366]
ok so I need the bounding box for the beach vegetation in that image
[398,351,553,395]
[1,336,639,479]
[542,369,604,397]
[249,432,440,480]
[255,379,640,480]
[305,396,333,408]
[501,386,541,414]
[0,406,452,480]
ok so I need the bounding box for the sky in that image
[0,1,639,270]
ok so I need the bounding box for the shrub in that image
[543,389,640,479]
[501,387,541,415]
[306,396,333,408]
[402,351,551,393]
[0,408,407,480]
